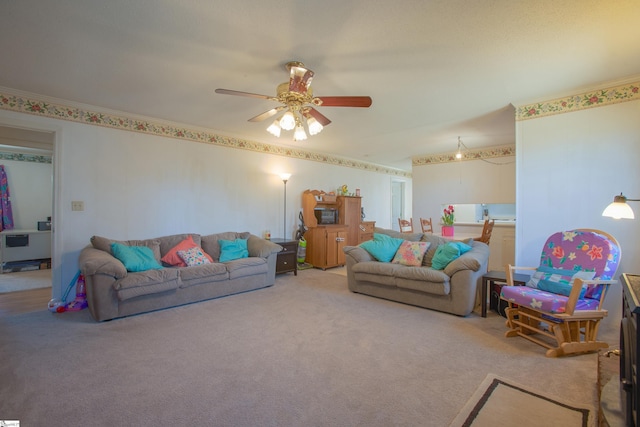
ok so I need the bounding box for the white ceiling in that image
[2,1,640,170]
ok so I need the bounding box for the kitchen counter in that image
[454,221,515,227]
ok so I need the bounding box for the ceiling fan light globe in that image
[306,117,323,135]
[293,125,307,141]
[280,111,296,130]
[266,120,281,137]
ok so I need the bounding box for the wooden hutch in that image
[301,189,375,270]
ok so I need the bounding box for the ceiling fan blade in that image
[215,88,275,101]
[248,106,286,122]
[306,108,332,126]
[316,96,372,108]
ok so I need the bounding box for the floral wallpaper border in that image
[0,89,410,178]
[413,144,515,166]
[515,80,640,120]
[0,151,52,164]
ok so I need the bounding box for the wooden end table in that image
[271,238,298,276]
[481,270,530,317]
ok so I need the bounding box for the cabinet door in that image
[325,228,347,267]
[338,196,362,246]
[336,230,347,265]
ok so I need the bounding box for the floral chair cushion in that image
[501,230,620,313]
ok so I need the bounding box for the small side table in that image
[271,238,298,276]
[481,270,530,317]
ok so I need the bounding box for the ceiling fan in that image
[215,61,372,141]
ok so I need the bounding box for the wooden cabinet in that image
[358,221,375,243]
[301,189,368,270]
[304,226,347,270]
[337,196,362,246]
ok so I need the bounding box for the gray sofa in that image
[343,228,490,316]
[79,232,282,321]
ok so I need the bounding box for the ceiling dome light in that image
[293,124,307,141]
[306,116,323,136]
[266,120,281,137]
[279,111,296,131]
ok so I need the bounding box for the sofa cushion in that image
[161,235,212,267]
[178,262,229,288]
[352,261,403,287]
[110,243,163,272]
[225,257,268,280]
[219,238,249,262]
[178,246,212,266]
[91,235,162,261]
[394,266,449,283]
[395,276,450,295]
[113,268,180,301]
[392,241,431,266]
[374,227,422,242]
[201,232,251,261]
[157,233,202,258]
[359,233,404,262]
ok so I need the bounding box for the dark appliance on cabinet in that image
[314,208,338,225]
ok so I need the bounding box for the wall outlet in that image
[71,201,84,211]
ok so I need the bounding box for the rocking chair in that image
[501,229,621,357]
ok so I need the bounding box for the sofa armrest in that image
[247,234,283,259]
[79,245,127,279]
[343,245,375,263]
[444,255,480,276]
[443,242,489,276]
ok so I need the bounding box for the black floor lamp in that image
[280,173,291,239]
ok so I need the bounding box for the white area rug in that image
[0,269,51,293]
[449,373,596,427]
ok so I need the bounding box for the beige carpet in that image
[0,268,51,293]
[0,269,600,426]
[449,374,596,426]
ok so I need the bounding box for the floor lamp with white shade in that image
[280,173,291,239]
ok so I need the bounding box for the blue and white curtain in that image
[0,165,14,231]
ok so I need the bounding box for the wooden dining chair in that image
[398,218,413,233]
[474,219,495,245]
[420,217,433,233]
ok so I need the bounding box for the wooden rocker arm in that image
[505,264,536,286]
[564,278,617,315]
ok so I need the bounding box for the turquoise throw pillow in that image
[219,238,249,262]
[449,241,472,255]
[359,233,404,262]
[431,242,462,270]
[110,242,163,272]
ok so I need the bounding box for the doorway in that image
[0,125,54,294]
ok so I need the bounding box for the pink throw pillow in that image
[161,236,213,267]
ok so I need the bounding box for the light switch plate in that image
[71,201,84,211]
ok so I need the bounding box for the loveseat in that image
[79,232,282,321]
[343,228,490,316]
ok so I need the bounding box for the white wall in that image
[412,157,515,232]
[0,108,405,299]
[516,99,640,342]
